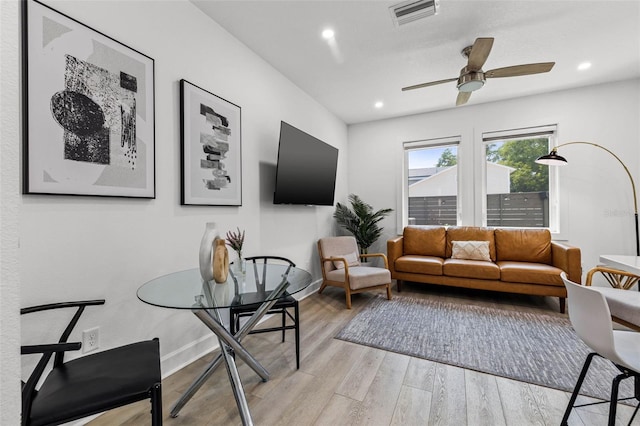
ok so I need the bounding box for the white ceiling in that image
[192,0,640,125]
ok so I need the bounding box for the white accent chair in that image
[317,236,392,309]
[560,272,640,425]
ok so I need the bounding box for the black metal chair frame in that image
[229,256,301,369]
[561,352,640,426]
[21,299,162,426]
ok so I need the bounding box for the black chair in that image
[229,256,301,369]
[21,299,162,426]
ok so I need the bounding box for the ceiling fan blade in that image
[456,91,471,106]
[467,37,494,70]
[485,62,555,78]
[402,77,458,91]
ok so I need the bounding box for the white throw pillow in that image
[333,252,360,269]
[451,241,491,262]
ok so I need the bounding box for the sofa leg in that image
[396,280,402,292]
[559,297,566,314]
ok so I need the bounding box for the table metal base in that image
[169,277,290,425]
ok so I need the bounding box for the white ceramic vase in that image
[199,222,218,282]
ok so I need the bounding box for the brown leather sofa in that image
[387,226,582,313]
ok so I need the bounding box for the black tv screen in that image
[273,121,338,206]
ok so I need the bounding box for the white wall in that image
[4,0,348,401]
[1,0,21,423]
[348,78,640,272]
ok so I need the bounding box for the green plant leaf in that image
[333,194,393,253]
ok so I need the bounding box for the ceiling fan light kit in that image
[457,67,485,92]
[402,37,555,106]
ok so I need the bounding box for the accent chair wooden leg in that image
[386,283,392,300]
[318,280,327,294]
[345,286,352,309]
[559,297,566,314]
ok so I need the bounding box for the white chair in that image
[560,272,640,426]
[317,236,392,309]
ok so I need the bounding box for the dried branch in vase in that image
[226,227,245,259]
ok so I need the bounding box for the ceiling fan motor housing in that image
[457,66,485,92]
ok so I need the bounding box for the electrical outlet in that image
[82,327,100,353]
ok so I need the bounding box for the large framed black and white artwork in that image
[23,0,155,198]
[180,80,242,206]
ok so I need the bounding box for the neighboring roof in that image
[409,162,515,187]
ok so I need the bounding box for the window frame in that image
[402,136,461,229]
[477,125,563,236]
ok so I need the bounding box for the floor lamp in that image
[535,141,640,257]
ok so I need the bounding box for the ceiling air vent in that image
[390,0,439,27]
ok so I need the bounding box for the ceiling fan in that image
[402,37,555,106]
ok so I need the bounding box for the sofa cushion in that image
[445,226,496,261]
[443,258,501,279]
[451,241,491,262]
[497,261,563,286]
[395,255,444,275]
[326,266,391,290]
[403,226,446,258]
[495,228,552,264]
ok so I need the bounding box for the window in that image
[404,138,460,226]
[482,126,558,229]
[401,127,560,233]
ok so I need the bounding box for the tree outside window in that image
[485,136,550,227]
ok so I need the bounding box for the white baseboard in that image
[161,333,220,378]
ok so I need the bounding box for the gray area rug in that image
[335,295,634,402]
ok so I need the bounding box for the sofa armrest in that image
[387,236,403,274]
[551,241,582,283]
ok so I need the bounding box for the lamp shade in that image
[535,150,568,166]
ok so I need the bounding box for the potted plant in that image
[333,194,393,258]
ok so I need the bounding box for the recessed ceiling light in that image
[321,28,335,40]
[577,62,592,71]
[374,101,384,109]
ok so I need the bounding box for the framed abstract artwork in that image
[23,0,155,198]
[180,80,242,206]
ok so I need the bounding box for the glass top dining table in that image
[136,262,312,425]
[137,263,312,310]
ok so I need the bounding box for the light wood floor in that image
[89,283,639,425]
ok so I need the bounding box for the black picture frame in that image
[180,79,242,206]
[22,0,156,198]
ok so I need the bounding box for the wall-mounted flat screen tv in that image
[273,121,339,206]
